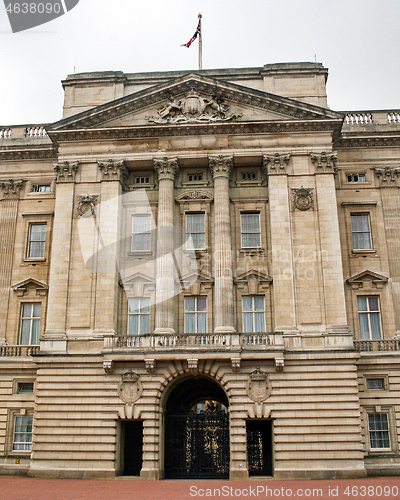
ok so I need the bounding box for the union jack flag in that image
[181,20,201,48]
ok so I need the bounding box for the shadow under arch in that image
[163,375,230,479]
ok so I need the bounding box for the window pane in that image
[197,297,207,312]
[368,297,379,311]
[20,320,31,345]
[22,304,32,318]
[243,313,253,333]
[369,313,382,339]
[197,313,207,333]
[129,298,140,314]
[185,298,195,312]
[351,215,369,232]
[33,303,41,318]
[242,297,253,312]
[141,298,150,314]
[254,313,265,333]
[357,297,368,312]
[185,313,195,333]
[140,314,150,335]
[128,315,139,335]
[254,296,264,311]
[31,319,40,344]
[358,314,370,340]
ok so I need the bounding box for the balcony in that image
[0,345,39,357]
[103,332,284,353]
[354,339,400,352]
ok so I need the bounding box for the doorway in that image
[246,420,273,476]
[123,420,143,476]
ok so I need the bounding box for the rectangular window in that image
[32,184,51,193]
[13,415,33,451]
[358,296,382,340]
[347,174,366,183]
[188,173,203,182]
[186,214,205,250]
[131,215,151,252]
[17,383,34,394]
[185,297,207,334]
[27,223,47,258]
[241,213,261,248]
[20,304,41,345]
[242,172,257,181]
[368,413,390,450]
[367,378,385,390]
[351,214,372,250]
[128,298,150,335]
[135,177,150,184]
[242,296,266,333]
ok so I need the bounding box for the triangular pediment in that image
[234,269,273,284]
[347,270,389,289]
[121,272,155,286]
[180,270,214,285]
[49,73,343,134]
[12,278,48,296]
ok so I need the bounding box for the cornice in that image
[0,145,56,161]
[48,119,342,144]
[335,132,400,148]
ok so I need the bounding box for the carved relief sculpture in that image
[292,187,314,211]
[246,368,271,403]
[117,371,143,404]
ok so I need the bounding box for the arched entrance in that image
[164,377,230,479]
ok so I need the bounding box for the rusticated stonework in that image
[262,153,291,175]
[54,161,79,182]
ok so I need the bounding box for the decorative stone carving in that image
[231,358,241,373]
[209,155,233,179]
[147,89,242,124]
[310,151,337,174]
[176,190,213,202]
[246,368,271,403]
[0,179,24,199]
[275,357,285,372]
[374,166,400,187]
[103,360,114,374]
[11,278,48,297]
[98,159,128,189]
[292,187,314,211]
[117,371,143,403]
[262,153,291,175]
[145,359,155,373]
[153,157,179,181]
[54,161,79,182]
[187,358,198,374]
[76,195,99,218]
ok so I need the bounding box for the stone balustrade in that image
[343,110,400,126]
[0,124,50,142]
[25,126,47,137]
[0,128,12,139]
[344,113,373,125]
[103,332,283,351]
[354,339,400,352]
[0,345,39,356]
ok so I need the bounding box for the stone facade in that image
[0,63,400,479]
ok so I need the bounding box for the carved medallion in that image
[77,195,98,218]
[117,371,143,404]
[147,89,242,124]
[246,368,271,403]
[292,187,314,211]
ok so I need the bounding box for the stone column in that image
[312,152,348,333]
[374,167,400,336]
[153,157,178,334]
[209,155,235,333]
[0,180,24,344]
[263,154,297,332]
[42,162,79,352]
[94,159,127,336]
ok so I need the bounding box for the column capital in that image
[54,161,80,183]
[262,153,291,175]
[373,166,400,187]
[153,156,179,181]
[98,159,128,189]
[209,154,233,179]
[310,151,337,174]
[0,179,24,199]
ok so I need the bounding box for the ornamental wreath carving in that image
[292,187,314,211]
[76,195,98,218]
[246,368,271,403]
[147,89,242,124]
[117,371,143,404]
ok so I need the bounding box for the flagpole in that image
[198,13,202,70]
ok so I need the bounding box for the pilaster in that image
[263,154,296,332]
[209,154,235,333]
[153,157,178,334]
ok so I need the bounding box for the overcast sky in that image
[1,0,399,126]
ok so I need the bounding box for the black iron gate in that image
[165,413,230,479]
[246,420,273,476]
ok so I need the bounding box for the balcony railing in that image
[342,110,400,126]
[0,345,39,357]
[103,332,283,351]
[353,339,400,352]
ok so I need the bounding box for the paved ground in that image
[0,476,400,500]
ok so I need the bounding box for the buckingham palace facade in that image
[0,62,400,479]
